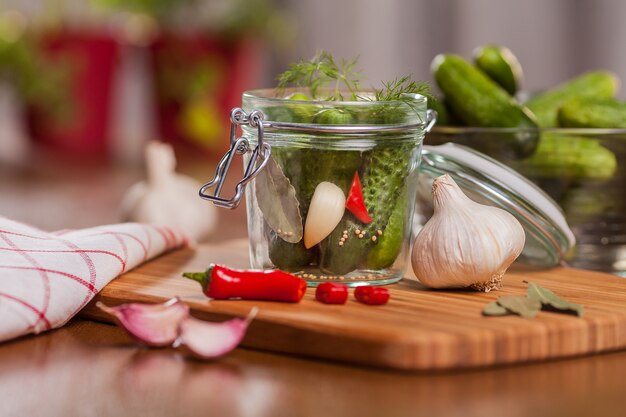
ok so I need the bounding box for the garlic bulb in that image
[120,142,217,244]
[411,174,525,292]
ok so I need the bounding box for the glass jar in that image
[234,88,435,286]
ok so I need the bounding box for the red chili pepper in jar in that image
[345,171,372,224]
[315,282,349,304]
[183,265,307,303]
[354,286,390,305]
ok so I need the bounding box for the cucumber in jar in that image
[267,146,362,270]
[365,190,408,270]
[319,144,416,275]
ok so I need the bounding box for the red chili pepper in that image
[354,286,390,305]
[183,265,307,303]
[315,282,349,304]
[345,171,372,224]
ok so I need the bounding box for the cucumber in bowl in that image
[430,53,539,158]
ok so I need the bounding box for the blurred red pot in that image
[28,30,119,158]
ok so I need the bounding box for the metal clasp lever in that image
[199,108,271,209]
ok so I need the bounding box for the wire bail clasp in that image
[199,108,271,209]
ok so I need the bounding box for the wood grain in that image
[81,239,626,370]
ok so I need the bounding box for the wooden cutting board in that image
[81,239,626,371]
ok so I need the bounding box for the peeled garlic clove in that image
[97,297,189,346]
[411,174,525,292]
[177,308,257,360]
[304,182,346,249]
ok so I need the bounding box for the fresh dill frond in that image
[374,75,433,103]
[276,50,362,100]
[372,75,433,122]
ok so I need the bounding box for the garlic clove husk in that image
[97,297,189,346]
[411,174,525,292]
[176,308,257,360]
[119,142,217,245]
[304,182,346,249]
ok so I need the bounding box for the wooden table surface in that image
[2,148,626,417]
[2,319,626,417]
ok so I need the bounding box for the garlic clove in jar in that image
[411,174,525,292]
[303,182,346,249]
[120,142,217,245]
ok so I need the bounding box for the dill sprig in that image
[374,75,433,103]
[275,51,432,121]
[276,50,362,100]
[372,76,433,121]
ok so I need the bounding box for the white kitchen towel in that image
[0,216,187,342]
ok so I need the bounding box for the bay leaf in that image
[255,156,303,243]
[496,296,542,319]
[482,301,511,316]
[527,282,584,317]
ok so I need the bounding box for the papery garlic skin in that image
[411,174,525,292]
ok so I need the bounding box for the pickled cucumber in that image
[267,146,362,270]
[268,229,316,271]
[313,108,354,124]
[432,54,537,129]
[525,71,619,127]
[473,45,523,95]
[515,133,617,181]
[366,191,407,269]
[263,93,320,123]
[558,97,626,128]
[319,144,415,274]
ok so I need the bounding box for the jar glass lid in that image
[419,143,575,267]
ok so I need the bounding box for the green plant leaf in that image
[527,282,585,317]
[496,296,542,319]
[482,301,511,316]
[254,156,303,243]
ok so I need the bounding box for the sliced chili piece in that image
[315,282,349,304]
[345,171,373,224]
[354,286,390,305]
[183,265,307,303]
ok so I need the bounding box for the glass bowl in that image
[426,126,626,275]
